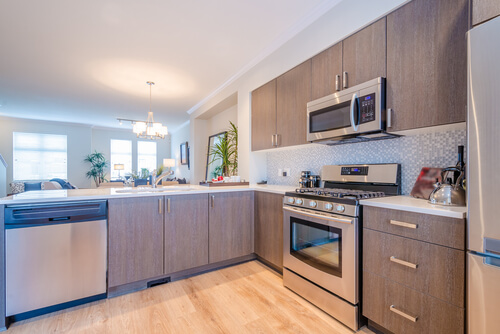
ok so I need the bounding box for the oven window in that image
[309,100,351,133]
[290,217,342,277]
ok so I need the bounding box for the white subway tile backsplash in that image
[266,129,466,195]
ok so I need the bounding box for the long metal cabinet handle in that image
[211,195,215,208]
[387,108,392,128]
[167,198,171,213]
[390,256,418,269]
[275,134,280,147]
[343,71,348,88]
[390,220,418,229]
[390,305,418,322]
[335,74,341,91]
[271,134,275,147]
[158,198,162,214]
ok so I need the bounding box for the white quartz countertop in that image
[359,195,467,219]
[0,184,293,205]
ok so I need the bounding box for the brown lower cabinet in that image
[108,196,164,288]
[209,191,254,263]
[164,193,209,274]
[362,206,466,334]
[254,191,283,270]
[363,271,464,334]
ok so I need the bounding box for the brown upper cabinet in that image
[251,79,277,151]
[342,18,387,89]
[276,60,311,148]
[311,42,342,100]
[251,61,311,151]
[311,18,386,100]
[386,0,468,132]
[473,0,500,26]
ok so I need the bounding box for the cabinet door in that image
[209,191,254,263]
[276,60,311,148]
[254,192,284,270]
[108,197,164,287]
[386,0,468,131]
[251,79,277,151]
[311,42,342,100]
[164,194,209,274]
[342,18,386,88]
[473,0,500,26]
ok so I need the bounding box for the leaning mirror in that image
[205,131,227,181]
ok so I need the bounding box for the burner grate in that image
[295,187,386,199]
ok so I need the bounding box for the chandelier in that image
[118,81,168,140]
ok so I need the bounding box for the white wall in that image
[0,116,93,191]
[91,127,171,185]
[189,0,408,183]
[170,122,190,182]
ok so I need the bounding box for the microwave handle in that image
[350,93,359,132]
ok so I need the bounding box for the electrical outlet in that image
[278,168,283,177]
[284,168,290,177]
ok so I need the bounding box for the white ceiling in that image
[0,0,342,132]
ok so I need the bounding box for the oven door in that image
[283,206,358,304]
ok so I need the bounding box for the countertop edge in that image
[360,196,467,219]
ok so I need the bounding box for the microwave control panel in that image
[360,93,376,124]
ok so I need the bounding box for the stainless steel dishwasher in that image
[5,200,107,320]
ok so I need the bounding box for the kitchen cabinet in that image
[254,191,283,271]
[386,0,468,132]
[311,42,342,100]
[362,206,465,333]
[209,191,254,263]
[276,60,311,148]
[251,79,277,151]
[472,0,500,26]
[164,194,209,274]
[108,196,164,288]
[251,61,311,151]
[342,18,386,89]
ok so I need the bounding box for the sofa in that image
[10,179,77,195]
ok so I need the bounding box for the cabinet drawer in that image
[363,271,464,334]
[363,229,464,307]
[363,206,465,250]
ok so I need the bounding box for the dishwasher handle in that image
[5,200,107,227]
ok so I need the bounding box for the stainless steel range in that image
[283,164,401,330]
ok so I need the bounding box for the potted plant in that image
[84,151,109,187]
[208,121,238,177]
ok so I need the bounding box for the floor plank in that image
[7,261,375,333]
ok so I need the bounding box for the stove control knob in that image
[309,201,317,208]
[287,197,295,204]
[295,198,303,205]
[324,203,333,211]
[336,204,345,213]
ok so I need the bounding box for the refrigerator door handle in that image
[483,255,500,269]
[484,237,500,256]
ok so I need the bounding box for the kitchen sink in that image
[114,187,193,194]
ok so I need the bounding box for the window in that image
[138,141,157,172]
[110,139,132,179]
[13,132,67,180]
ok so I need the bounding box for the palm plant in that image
[208,121,238,177]
[84,151,109,187]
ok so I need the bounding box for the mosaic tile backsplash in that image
[266,129,466,195]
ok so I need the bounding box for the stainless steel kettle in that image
[428,167,466,206]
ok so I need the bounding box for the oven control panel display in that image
[341,166,369,175]
[360,93,376,124]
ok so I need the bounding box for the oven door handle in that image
[283,206,354,225]
[350,93,359,132]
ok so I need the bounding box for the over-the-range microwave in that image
[307,77,398,145]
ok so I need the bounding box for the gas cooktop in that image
[294,187,386,199]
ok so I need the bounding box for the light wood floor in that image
[7,261,375,334]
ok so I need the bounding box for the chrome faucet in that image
[150,169,174,188]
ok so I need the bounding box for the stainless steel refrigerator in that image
[467,15,500,334]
